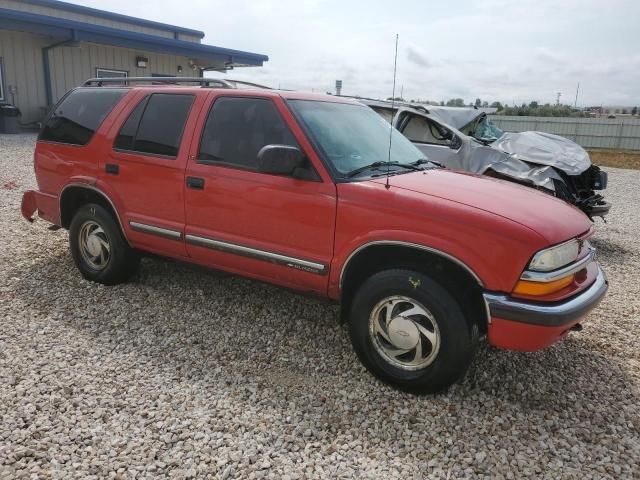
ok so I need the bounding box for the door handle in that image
[105,163,119,175]
[186,176,205,189]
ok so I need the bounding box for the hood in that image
[491,131,591,175]
[438,135,563,192]
[372,169,592,244]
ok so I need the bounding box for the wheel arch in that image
[59,184,129,244]
[339,241,489,333]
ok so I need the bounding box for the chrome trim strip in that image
[339,240,484,288]
[185,234,327,275]
[59,183,130,245]
[129,221,182,240]
[520,248,596,283]
[484,268,608,327]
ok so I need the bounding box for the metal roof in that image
[17,0,205,38]
[0,7,268,67]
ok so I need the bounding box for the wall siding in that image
[0,0,201,42]
[0,30,48,122]
[0,30,199,122]
[48,42,199,104]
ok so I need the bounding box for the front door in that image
[101,90,204,257]
[184,94,337,294]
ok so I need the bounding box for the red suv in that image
[21,78,608,393]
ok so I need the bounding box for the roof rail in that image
[222,79,272,90]
[82,77,272,89]
[83,77,235,87]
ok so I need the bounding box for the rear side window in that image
[40,88,126,146]
[198,97,299,170]
[401,114,452,146]
[113,97,148,151]
[114,94,194,158]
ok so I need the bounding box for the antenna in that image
[386,34,399,190]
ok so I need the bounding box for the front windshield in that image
[288,100,426,176]
[473,117,504,142]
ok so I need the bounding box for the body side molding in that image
[185,234,327,275]
[129,221,182,240]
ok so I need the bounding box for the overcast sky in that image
[74,0,639,106]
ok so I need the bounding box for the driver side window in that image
[198,97,300,171]
[402,114,452,146]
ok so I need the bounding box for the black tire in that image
[69,203,139,285]
[348,269,478,394]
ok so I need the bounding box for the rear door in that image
[101,90,204,257]
[183,93,337,294]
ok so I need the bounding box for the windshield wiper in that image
[347,161,421,178]
[411,158,443,168]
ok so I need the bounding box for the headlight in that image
[528,239,580,272]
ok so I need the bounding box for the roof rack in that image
[82,77,271,89]
[222,79,272,90]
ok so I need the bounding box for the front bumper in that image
[583,200,611,217]
[484,268,608,351]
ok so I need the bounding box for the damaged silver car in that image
[362,99,610,218]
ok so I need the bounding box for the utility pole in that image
[574,82,580,108]
[556,92,562,106]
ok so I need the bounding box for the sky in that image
[73,0,640,106]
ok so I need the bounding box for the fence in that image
[490,116,640,151]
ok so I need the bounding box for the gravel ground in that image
[1,133,639,479]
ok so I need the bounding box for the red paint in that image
[21,190,36,222]
[22,85,602,352]
[488,317,581,351]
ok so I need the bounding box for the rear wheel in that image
[348,269,478,394]
[69,203,139,285]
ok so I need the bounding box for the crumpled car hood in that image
[491,131,591,175]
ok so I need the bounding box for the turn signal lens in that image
[513,275,574,296]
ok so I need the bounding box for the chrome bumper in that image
[483,268,608,327]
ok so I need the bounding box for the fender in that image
[59,181,130,245]
[338,240,484,289]
[327,227,525,300]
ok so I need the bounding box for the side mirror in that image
[257,145,305,176]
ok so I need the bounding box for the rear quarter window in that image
[40,88,127,146]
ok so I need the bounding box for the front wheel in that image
[348,269,478,394]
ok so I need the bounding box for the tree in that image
[474,98,482,108]
[499,103,588,118]
[446,98,465,107]
[529,101,539,109]
[633,107,638,116]
[490,101,503,110]
[482,101,489,108]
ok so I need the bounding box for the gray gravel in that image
[1,133,639,479]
